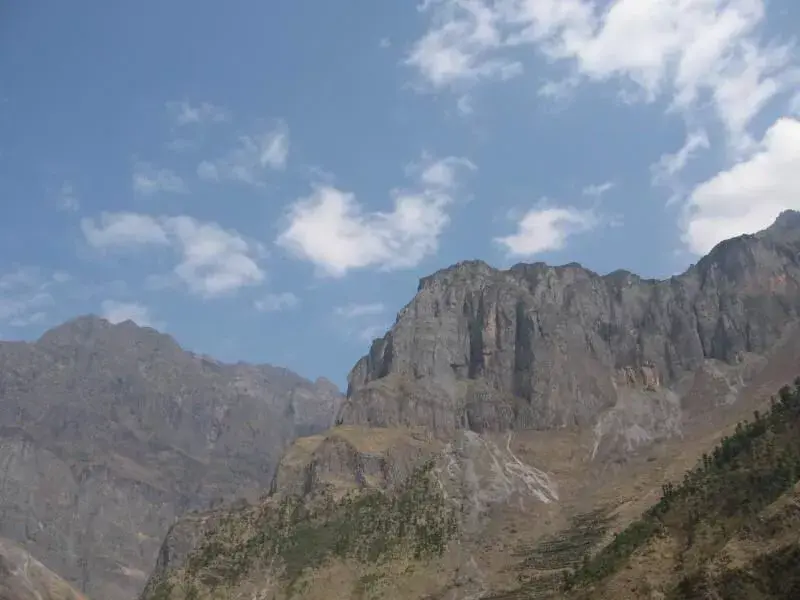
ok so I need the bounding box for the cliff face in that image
[340,212,800,444]
[0,316,341,600]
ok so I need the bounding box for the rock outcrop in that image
[0,316,341,600]
[340,211,800,448]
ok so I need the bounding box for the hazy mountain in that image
[0,316,341,600]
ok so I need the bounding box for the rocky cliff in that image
[0,316,341,600]
[138,211,800,600]
[340,210,800,447]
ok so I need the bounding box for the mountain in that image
[0,537,88,600]
[139,210,800,599]
[0,316,341,600]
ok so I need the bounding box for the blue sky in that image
[1,0,799,389]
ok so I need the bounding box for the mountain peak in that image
[35,314,176,355]
[766,209,800,234]
[418,259,497,291]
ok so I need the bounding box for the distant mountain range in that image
[0,316,341,600]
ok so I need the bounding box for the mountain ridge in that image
[0,315,341,600]
[137,211,800,600]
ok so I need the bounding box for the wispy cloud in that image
[57,181,80,211]
[254,292,300,312]
[334,302,386,319]
[132,162,188,196]
[197,121,290,186]
[408,0,796,151]
[166,101,230,126]
[0,267,68,328]
[581,181,614,198]
[333,302,389,343]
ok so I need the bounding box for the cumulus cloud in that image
[254,292,299,312]
[132,162,188,195]
[276,156,473,276]
[409,0,795,147]
[682,117,800,255]
[101,300,157,328]
[495,204,598,257]
[197,121,290,186]
[166,101,230,126]
[81,212,265,297]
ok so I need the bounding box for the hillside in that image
[529,379,800,599]
[137,212,800,600]
[0,537,88,600]
[0,316,341,600]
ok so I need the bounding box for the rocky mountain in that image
[0,316,341,600]
[139,210,800,599]
[0,537,88,600]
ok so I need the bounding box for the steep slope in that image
[555,380,800,600]
[0,316,340,600]
[341,209,800,451]
[0,537,88,600]
[139,211,800,600]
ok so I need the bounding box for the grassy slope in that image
[142,459,458,600]
[561,379,800,600]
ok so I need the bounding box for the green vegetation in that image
[564,378,800,596]
[171,459,457,595]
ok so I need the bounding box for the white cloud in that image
[132,162,188,195]
[81,212,265,297]
[0,267,65,326]
[277,155,473,277]
[409,0,796,148]
[334,302,386,318]
[166,101,230,126]
[197,121,290,186]
[254,292,300,312]
[81,212,171,248]
[682,117,800,255]
[419,156,476,188]
[101,300,156,328]
[57,181,79,211]
[495,204,598,257]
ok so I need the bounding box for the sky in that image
[1,0,799,390]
